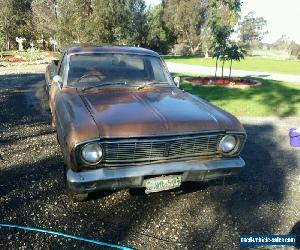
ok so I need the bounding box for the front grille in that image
[99,133,225,167]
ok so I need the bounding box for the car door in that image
[49,52,68,126]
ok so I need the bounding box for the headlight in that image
[219,135,238,154]
[81,143,103,164]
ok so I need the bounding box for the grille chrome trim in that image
[74,132,246,168]
[99,133,226,167]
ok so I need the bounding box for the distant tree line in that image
[270,35,300,60]
[0,0,276,58]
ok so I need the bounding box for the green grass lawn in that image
[175,73,300,117]
[164,56,300,75]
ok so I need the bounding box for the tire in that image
[68,192,89,202]
[129,188,145,197]
[181,181,208,193]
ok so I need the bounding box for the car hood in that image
[77,86,244,138]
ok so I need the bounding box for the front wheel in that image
[68,192,89,202]
[129,188,145,197]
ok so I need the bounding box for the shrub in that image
[290,43,300,60]
[8,55,27,62]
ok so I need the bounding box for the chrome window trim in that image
[65,52,172,87]
[67,51,160,58]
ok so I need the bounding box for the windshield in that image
[67,53,172,87]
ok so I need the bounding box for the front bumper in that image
[67,157,245,193]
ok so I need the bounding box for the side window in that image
[58,53,67,79]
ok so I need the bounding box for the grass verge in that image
[175,73,300,117]
[164,56,300,75]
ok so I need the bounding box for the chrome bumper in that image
[67,157,245,193]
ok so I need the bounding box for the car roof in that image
[66,45,160,57]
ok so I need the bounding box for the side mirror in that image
[53,75,63,88]
[174,76,181,88]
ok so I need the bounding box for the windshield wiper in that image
[81,82,128,92]
[81,81,169,91]
[137,81,169,90]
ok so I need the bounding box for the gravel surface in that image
[0,63,47,75]
[0,64,299,249]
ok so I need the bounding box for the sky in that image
[145,0,300,43]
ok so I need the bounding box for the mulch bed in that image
[185,76,261,89]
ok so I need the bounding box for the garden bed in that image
[185,76,261,89]
[0,50,59,65]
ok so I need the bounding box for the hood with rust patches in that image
[76,86,244,138]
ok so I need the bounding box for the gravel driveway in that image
[0,65,299,249]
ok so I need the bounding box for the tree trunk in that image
[5,33,9,50]
[221,59,225,81]
[185,30,194,55]
[5,17,9,50]
[229,59,233,80]
[215,57,218,80]
[205,48,209,58]
[53,35,57,52]
[0,48,3,60]
[191,44,200,55]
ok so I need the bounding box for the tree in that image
[217,44,228,80]
[206,0,241,45]
[212,45,224,79]
[0,31,4,59]
[206,0,241,79]
[0,0,36,50]
[145,4,171,53]
[238,11,268,51]
[162,0,206,55]
[226,43,246,79]
[200,28,214,58]
[31,0,58,48]
[11,0,33,43]
[0,10,5,58]
[290,42,300,60]
[213,43,245,81]
[57,0,92,47]
[56,0,147,48]
[126,0,147,46]
[0,0,15,50]
[273,35,290,51]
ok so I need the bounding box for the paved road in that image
[167,62,300,84]
[0,69,299,249]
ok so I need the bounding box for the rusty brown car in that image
[45,46,246,201]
